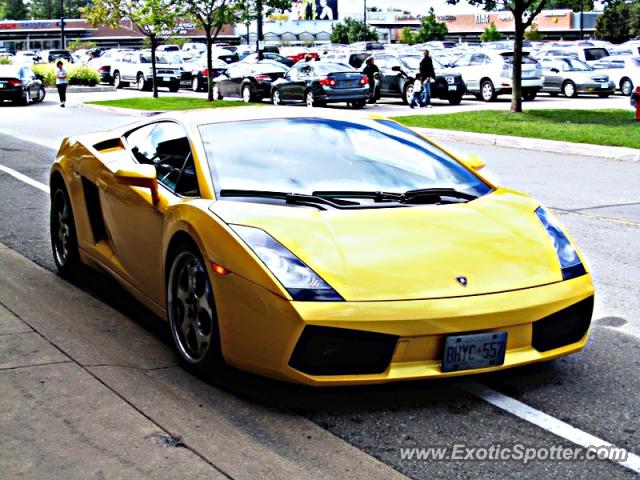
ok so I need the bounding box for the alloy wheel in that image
[621,79,633,96]
[306,91,315,107]
[481,81,495,102]
[563,81,576,98]
[272,89,281,105]
[405,84,414,104]
[213,84,220,100]
[192,77,199,92]
[137,75,145,91]
[168,251,215,363]
[114,72,121,89]
[242,85,251,103]
[52,189,71,267]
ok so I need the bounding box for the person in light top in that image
[55,61,68,107]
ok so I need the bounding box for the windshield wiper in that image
[403,187,478,203]
[312,190,404,202]
[218,189,360,210]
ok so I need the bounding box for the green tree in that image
[414,8,448,42]
[399,27,417,44]
[81,0,180,98]
[595,0,632,43]
[4,0,28,19]
[66,39,97,51]
[631,1,640,39]
[330,17,378,44]
[0,1,7,19]
[524,22,544,40]
[447,0,552,113]
[480,21,503,41]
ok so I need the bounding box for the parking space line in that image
[461,382,640,474]
[0,164,49,194]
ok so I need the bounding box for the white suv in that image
[450,50,543,102]
[111,51,182,92]
[592,55,640,96]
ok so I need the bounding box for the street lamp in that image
[363,0,367,41]
[579,0,584,40]
[59,0,65,49]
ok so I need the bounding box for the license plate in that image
[442,331,507,373]
[163,76,170,82]
[0,81,5,88]
[448,85,457,91]
[600,82,608,89]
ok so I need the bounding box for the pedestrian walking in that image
[409,73,424,109]
[362,57,379,104]
[55,61,68,108]
[419,50,436,108]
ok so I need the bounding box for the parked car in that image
[14,50,38,64]
[40,49,74,63]
[592,55,640,96]
[241,53,294,67]
[349,41,385,51]
[111,51,182,92]
[363,53,466,105]
[182,42,207,54]
[450,50,543,101]
[157,44,181,53]
[544,46,610,66]
[271,61,369,108]
[212,60,287,102]
[539,57,614,98]
[322,51,369,69]
[181,57,229,91]
[279,47,320,64]
[0,65,45,105]
[88,49,131,84]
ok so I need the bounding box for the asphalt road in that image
[0,101,639,479]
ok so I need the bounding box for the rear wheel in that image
[480,79,496,102]
[167,244,224,374]
[242,84,253,103]
[50,183,79,276]
[522,89,537,101]
[548,91,560,97]
[598,92,610,98]
[305,89,324,107]
[349,99,367,109]
[113,71,122,89]
[562,80,577,98]
[192,77,200,92]
[403,83,414,105]
[137,73,148,92]
[621,78,633,96]
[212,83,222,100]
[169,82,179,93]
[34,86,46,103]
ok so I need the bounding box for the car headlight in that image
[535,207,586,280]
[230,225,343,301]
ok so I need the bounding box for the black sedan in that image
[241,53,295,67]
[0,65,45,105]
[363,53,466,105]
[212,60,288,102]
[180,57,229,91]
[271,62,369,108]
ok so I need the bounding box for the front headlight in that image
[230,225,343,301]
[535,207,586,280]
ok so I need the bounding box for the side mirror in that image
[459,153,486,171]
[114,164,159,205]
[550,68,559,73]
[391,65,402,72]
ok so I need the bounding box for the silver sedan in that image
[540,57,615,98]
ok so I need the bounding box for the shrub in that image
[0,56,12,65]
[32,62,99,87]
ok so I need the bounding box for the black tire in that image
[169,82,179,93]
[192,77,200,92]
[212,83,222,100]
[522,89,537,101]
[448,94,463,105]
[271,88,282,105]
[113,71,124,89]
[621,78,633,97]
[403,83,414,105]
[480,79,496,102]
[305,89,324,107]
[562,80,577,98]
[50,182,80,277]
[548,91,560,97]
[598,92,610,98]
[34,86,46,103]
[137,73,148,92]
[241,84,254,103]
[349,99,367,109]
[166,241,224,377]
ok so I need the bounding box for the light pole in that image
[579,0,584,40]
[59,0,65,49]
[363,0,367,41]
[256,0,264,60]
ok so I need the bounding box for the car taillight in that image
[360,76,369,85]
[319,77,337,86]
[99,66,109,72]
[200,69,208,76]
[8,79,22,87]
[254,74,271,81]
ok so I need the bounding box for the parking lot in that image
[0,91,639,479]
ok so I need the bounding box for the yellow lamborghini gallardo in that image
[49,109,594,386]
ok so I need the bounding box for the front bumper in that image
[576,81,615,94]
[214,272,594,386]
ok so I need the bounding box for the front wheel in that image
[137,74,148,92]
[522,89,537,101]
[169,82,179,93]
[598,92,610,98]
[50,184,80,276]
[448,94,463,105]
[621,78,633,96]
[242,84,253,103]
[272,88,282,105]
[192,77,200,92]
[167,245,223,374]
[403,83,414,105]
[34,86,46,103]
[212,83,222,100]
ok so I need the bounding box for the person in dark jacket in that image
[362,57,380,104]
[419,50,436,108]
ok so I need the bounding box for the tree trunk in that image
[150,35,158,98]
[205,26,213,102]
[511,16,524,113]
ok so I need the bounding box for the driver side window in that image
[125,122,200,197]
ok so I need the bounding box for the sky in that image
[339,0,486,16]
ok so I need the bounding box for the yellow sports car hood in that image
[209,189,565,301]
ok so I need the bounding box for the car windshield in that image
[632,57,640,67]
[199,118,490,198]
[500,53,538,64]
[313,63,354,74]
[400,55,421,69]
[561,58,592,71]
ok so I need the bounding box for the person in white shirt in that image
[55,61,68,107]
[410,73,424,109]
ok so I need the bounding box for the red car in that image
[279,47,320,64]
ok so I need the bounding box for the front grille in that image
[532,296,593,352]
[157,69,176,75]
[592,77,607,83]
[289,326,398,376]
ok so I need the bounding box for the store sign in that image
[0,21,61,30]
[437,15,456,21]
[497,13,513,21]
[544,11,567,17]
[475,13,490,24]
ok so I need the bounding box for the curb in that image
[45,85,117,94]
[80,102,161,117]
[414,127,640,163]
